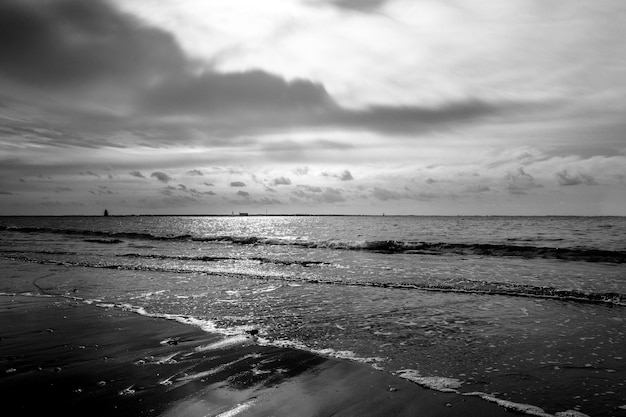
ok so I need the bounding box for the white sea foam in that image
[194,335,252,352]
[251,285,281,294]
[395,369,463,392]
[129,290,167,300]
[258,337,385,367]
[152,351,180,364]
[175,355,255,383]
[215,399,256,417]
[394,370,592,417]
[88,300,246,346]
[462,392,590,417]
[555,411,591,417]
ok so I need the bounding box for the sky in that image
[1,0,625,215]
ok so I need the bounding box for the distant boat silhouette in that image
[104,209,109,217]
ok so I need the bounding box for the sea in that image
[1,215,624,417]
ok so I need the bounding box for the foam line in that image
[212,399,256,417]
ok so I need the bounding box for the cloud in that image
[159,183,216,197]
[297,185,323,193]
[320,101,513,135]
[505,167,543,195]
[322,169,354,181]
[203,181,215,186]
[292,187,345,204]
[556,170,597,186]
[253,197,283,205]
[0,0,184,89]
[294,167,310,176]
[81,171,100,178]
[0,190,14,195]
[326,0,390,12]
[151,171,172,183]
[195,189,215,196]
[141,70,332,117]
[272,176,292,186]
[465,184,491,193]
[187,169,204,176]
[0,0,338,147]
[227,194,283,206]
[339,170,354,181]
[371,187,407,201]
[129,171,146,178]
[0,0,527,152]
[230,181,246,187]
[96,185,114,195]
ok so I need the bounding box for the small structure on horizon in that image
[104,209,109,217]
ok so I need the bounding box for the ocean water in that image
[1,215,625,416]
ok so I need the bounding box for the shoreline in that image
[1,294,519,417]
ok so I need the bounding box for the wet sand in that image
[0,295,517,416]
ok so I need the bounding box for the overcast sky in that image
[1,0,625,215]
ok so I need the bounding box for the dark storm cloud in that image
[0,0,184,88]
[0,0,335,142]
[151,171,172,183]
[321,101,510,134]
[190,97,513,139]
[0,0,530,150]
[555,170,597,186]
[140,70,333,115]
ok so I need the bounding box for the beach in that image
[1,295,518,417]
[1,215,625,416]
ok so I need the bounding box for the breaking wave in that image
[4,253,624,306]
[2,225,625,263]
